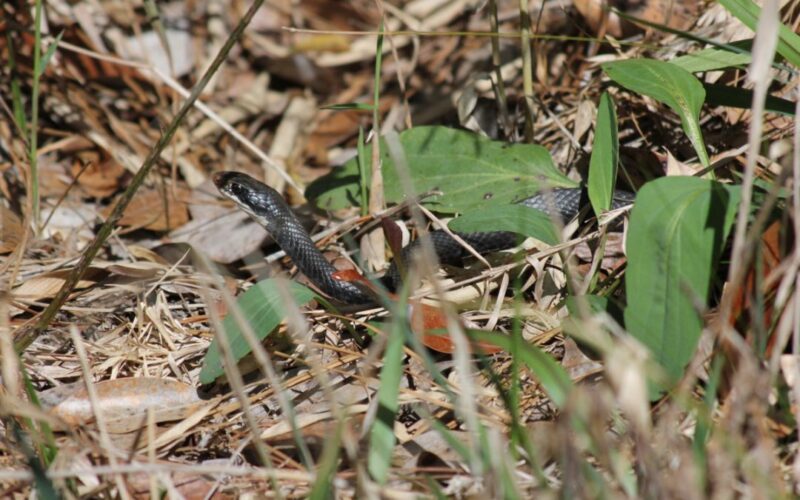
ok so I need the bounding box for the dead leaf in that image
[0,205,24,254]
[573,0,699,37]
[12,267,106,301]
[169,178,266,263]
[41,377,203,433]
[71,153,126,198]
[107,183,190,232]
[106,261,167,279]
[561,338,604,382]
[127,469,233,499]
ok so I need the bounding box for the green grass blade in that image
[367,315,406,483]
[357,126,368,217]
[309,418,343,500]
[718,0,800,68]
[466,330,573,408]
[36,30,64,78]
[29,0,45,233]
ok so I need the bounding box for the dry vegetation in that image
[1,0,799,498]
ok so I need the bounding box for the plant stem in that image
[29,0,44,235]
[518,0,535,141]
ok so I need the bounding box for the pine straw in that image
[1,0,798,497]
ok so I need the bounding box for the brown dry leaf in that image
[41,377,203,433]
[0,204,24,254]
[261,406,367,442]
[306,75,390,163]
[127,469,234,499]
[170,178,266,263]
[307,108,365,164]
[717,217,791,379]
[561,338,603,382]
[126,244,171,265]
[37,156,72,198]
[108,183,190,232]
[573,0,699,37]
[71,153,126,198]
[12,267,107,301]
[106,261,168,279]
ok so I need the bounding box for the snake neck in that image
[271,215,375,305]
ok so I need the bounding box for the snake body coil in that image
[214,171,634,305]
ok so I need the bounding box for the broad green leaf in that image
[624,177,740,389]
[603,59,710,167]
[306,126,576,214]
[671,47,752,73]
[367,315,406,483]
[718,0,800,69]
[199,279,316,384]
[588,92,619,216]
[448,204,560,245]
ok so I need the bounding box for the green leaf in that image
[624,177,740,388]
[718,0,800,69]
[603,59,710,167]
[588,92,619,216]
[367,316,406,483]
[704,83,796,116]
[671,47,752,73]
[321,102,375,110]
[199,279,316,384]
[448,204,560,245]
[307,126,576,214]
[36,30,64,79]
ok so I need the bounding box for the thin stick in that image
[415,204,491,269]
[718,0,780,350]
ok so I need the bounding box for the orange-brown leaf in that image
[42,377,203,433]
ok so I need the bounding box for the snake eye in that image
[227,181,250,202]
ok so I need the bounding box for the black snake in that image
[214,171,634,305]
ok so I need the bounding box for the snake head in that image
[213,171,289,232]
